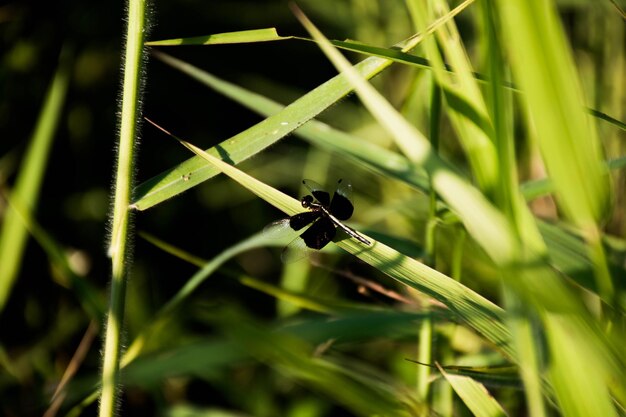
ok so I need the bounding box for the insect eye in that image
[301,195,313,208]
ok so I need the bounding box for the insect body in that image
[287,179,370,250]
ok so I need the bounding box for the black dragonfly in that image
[268,179,370,262]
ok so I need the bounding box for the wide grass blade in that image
[152,51,431,193]
[220,314,419,417]
[291,4,519,267]
[153,53,626,297]
[409,0,499,198]
[495,0,614,301]
[171,136,513,358]
[496,2,611,226]
[544,315,618,417]
[438,364,508,417]
[133,3,472,210]
[133,40,407,210]
[145,28,290,46]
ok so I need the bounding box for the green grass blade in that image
[544,315,618,417]
[291,5,518,267]
[173,138,513,358]
[496,1,611,227]
[0,48,70,313]
[220,313,417,417]
[133,3,472,210]
[438,365,508,417]
[153,53,626,295]
[134,41,405,210]
[409,0,499,198]
[152,51,431,193]
[145,28,290,45]
[496,0,614,302]
[1,190,105,320]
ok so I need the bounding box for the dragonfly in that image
[268,179,370,262]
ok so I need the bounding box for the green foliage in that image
[1,1,625,416]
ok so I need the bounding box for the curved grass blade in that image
[289,13,626,412]
[153,51,431,195]
[133,3,472,210]
[139,230,415,316]
[406,360,522,389]
[220,314,419,417]
[496,0,614,302]
[122,224,298,365]
[0,48,70,313]
[147,26,623,132]
[174,137,513,358]
[437,364,509,417]
[1,189,105,321]
[291,4,519,266]
[133,40,409,210]
[154,19,626,301]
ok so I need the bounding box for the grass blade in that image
[152,53,626,296]
[291,4,519,267]
[133,3,472,210]
[409,0,498,198]
[438,364,508,417]
[133,43,403,210]
[495,0,614,300]
[171,136,513,358]
[145,28,290,45]
[152,51,431,193]
[0,48,70,313]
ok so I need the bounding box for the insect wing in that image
[263,218,297,241]
[302,179,331,206]
[263,219,310,263]
[280,234,311,263]
[329,179,354,220]
[299,216,336,250]
[289,210,321,231]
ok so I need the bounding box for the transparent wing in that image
[263,219,297,242]
[280,234,311,263]
[302,179,331,206]
[264,218,312,263]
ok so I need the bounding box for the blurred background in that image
[1,0,624,416]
